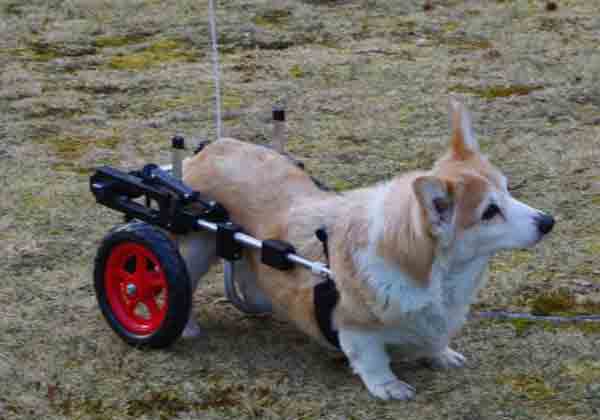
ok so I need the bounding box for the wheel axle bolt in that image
[126,283,137,296]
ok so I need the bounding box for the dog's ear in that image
[449,97,478,160]
[413,176,459,239]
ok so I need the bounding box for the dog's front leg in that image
[338,329,416,400]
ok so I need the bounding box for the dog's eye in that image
[482,204,501,221]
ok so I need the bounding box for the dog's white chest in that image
[357,252,488,353]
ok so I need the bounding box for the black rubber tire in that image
[94,221,191,348]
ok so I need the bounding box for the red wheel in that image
[104,243,169,335]
[95,222,191,348]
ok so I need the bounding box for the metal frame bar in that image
[196,219,334,280]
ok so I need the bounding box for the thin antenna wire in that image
[208,0,222,139]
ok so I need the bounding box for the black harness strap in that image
[314,227,341,350]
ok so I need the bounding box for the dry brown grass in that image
[1,0,599,418]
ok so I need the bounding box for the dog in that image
[177,99,554,400]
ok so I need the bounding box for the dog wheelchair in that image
[90,130,335,349]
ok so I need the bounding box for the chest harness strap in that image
[314,226,341,350]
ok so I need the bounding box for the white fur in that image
[338,329,416,400]
[455,192,546,264]
[337,178,493,400]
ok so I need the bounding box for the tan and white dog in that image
[178,100,554,400]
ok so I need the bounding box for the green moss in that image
[109,55,149,70]
[574,322,600,335]
[539,17,562,32]
[146,39,181,54]
[156,93,206,111]
[331,178,353,192]
[491,250,533,273]
[445,37,493,51]
[479,316,600,337]
[21,191,52,210]
[55,386,240,419]
[509,319,538,336]
[93,34,148,48]
[529,289,600,316]
[41,136,119,161]
[289,64,304,78]
[10,46,62,62]
[498,374,556,400]
[57,398,109,420]
[13,41,97,60]
[128,388,239,417]
[3,1,23,15]
[585,239,600,255]
[562,359,600,384]
[526,269,556,282]
[222,92,244,110]
[443,21,460,32]
[51,162,92,174]
[109,39,196,70]
[530,290,575,316]
[358,16,416,38]
[465,9,482,16]
[448,67,469,77]
[47,137,89,160]
[449,83,544,99]
[253,8,291,28]
[126,391,189,418]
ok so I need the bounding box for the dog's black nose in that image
[536,214,555,235]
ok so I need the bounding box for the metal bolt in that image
[126,283,137,296]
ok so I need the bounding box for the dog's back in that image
[183,138,331,239]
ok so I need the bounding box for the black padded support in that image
[314,277,341,349]
[216,223,244,261]
[313,226,340,349]
[261,239,295,271]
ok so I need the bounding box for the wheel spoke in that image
[146,271,165,293]
[135,253,146,276]
[118,269,135,284]
[125,297,139,316]
[145,298,161,318]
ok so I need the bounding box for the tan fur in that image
[183,139,337,346]
[450,104,473,161]
[377,173,435,286]
[183,139,437,345]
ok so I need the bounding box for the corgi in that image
[177,99,554,400]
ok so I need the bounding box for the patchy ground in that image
[1,0,599,418]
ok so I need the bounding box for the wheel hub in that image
[126,283,137,296]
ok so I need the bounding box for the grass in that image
[108,39,197,70]
[2,0,600,419]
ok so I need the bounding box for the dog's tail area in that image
[193,139,212,155]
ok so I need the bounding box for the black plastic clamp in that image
[261,239,296,271]
[216,222,244,261]
[272,106,285,122]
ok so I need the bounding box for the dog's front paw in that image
[429,347,466,369]
[367,379,416,401]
